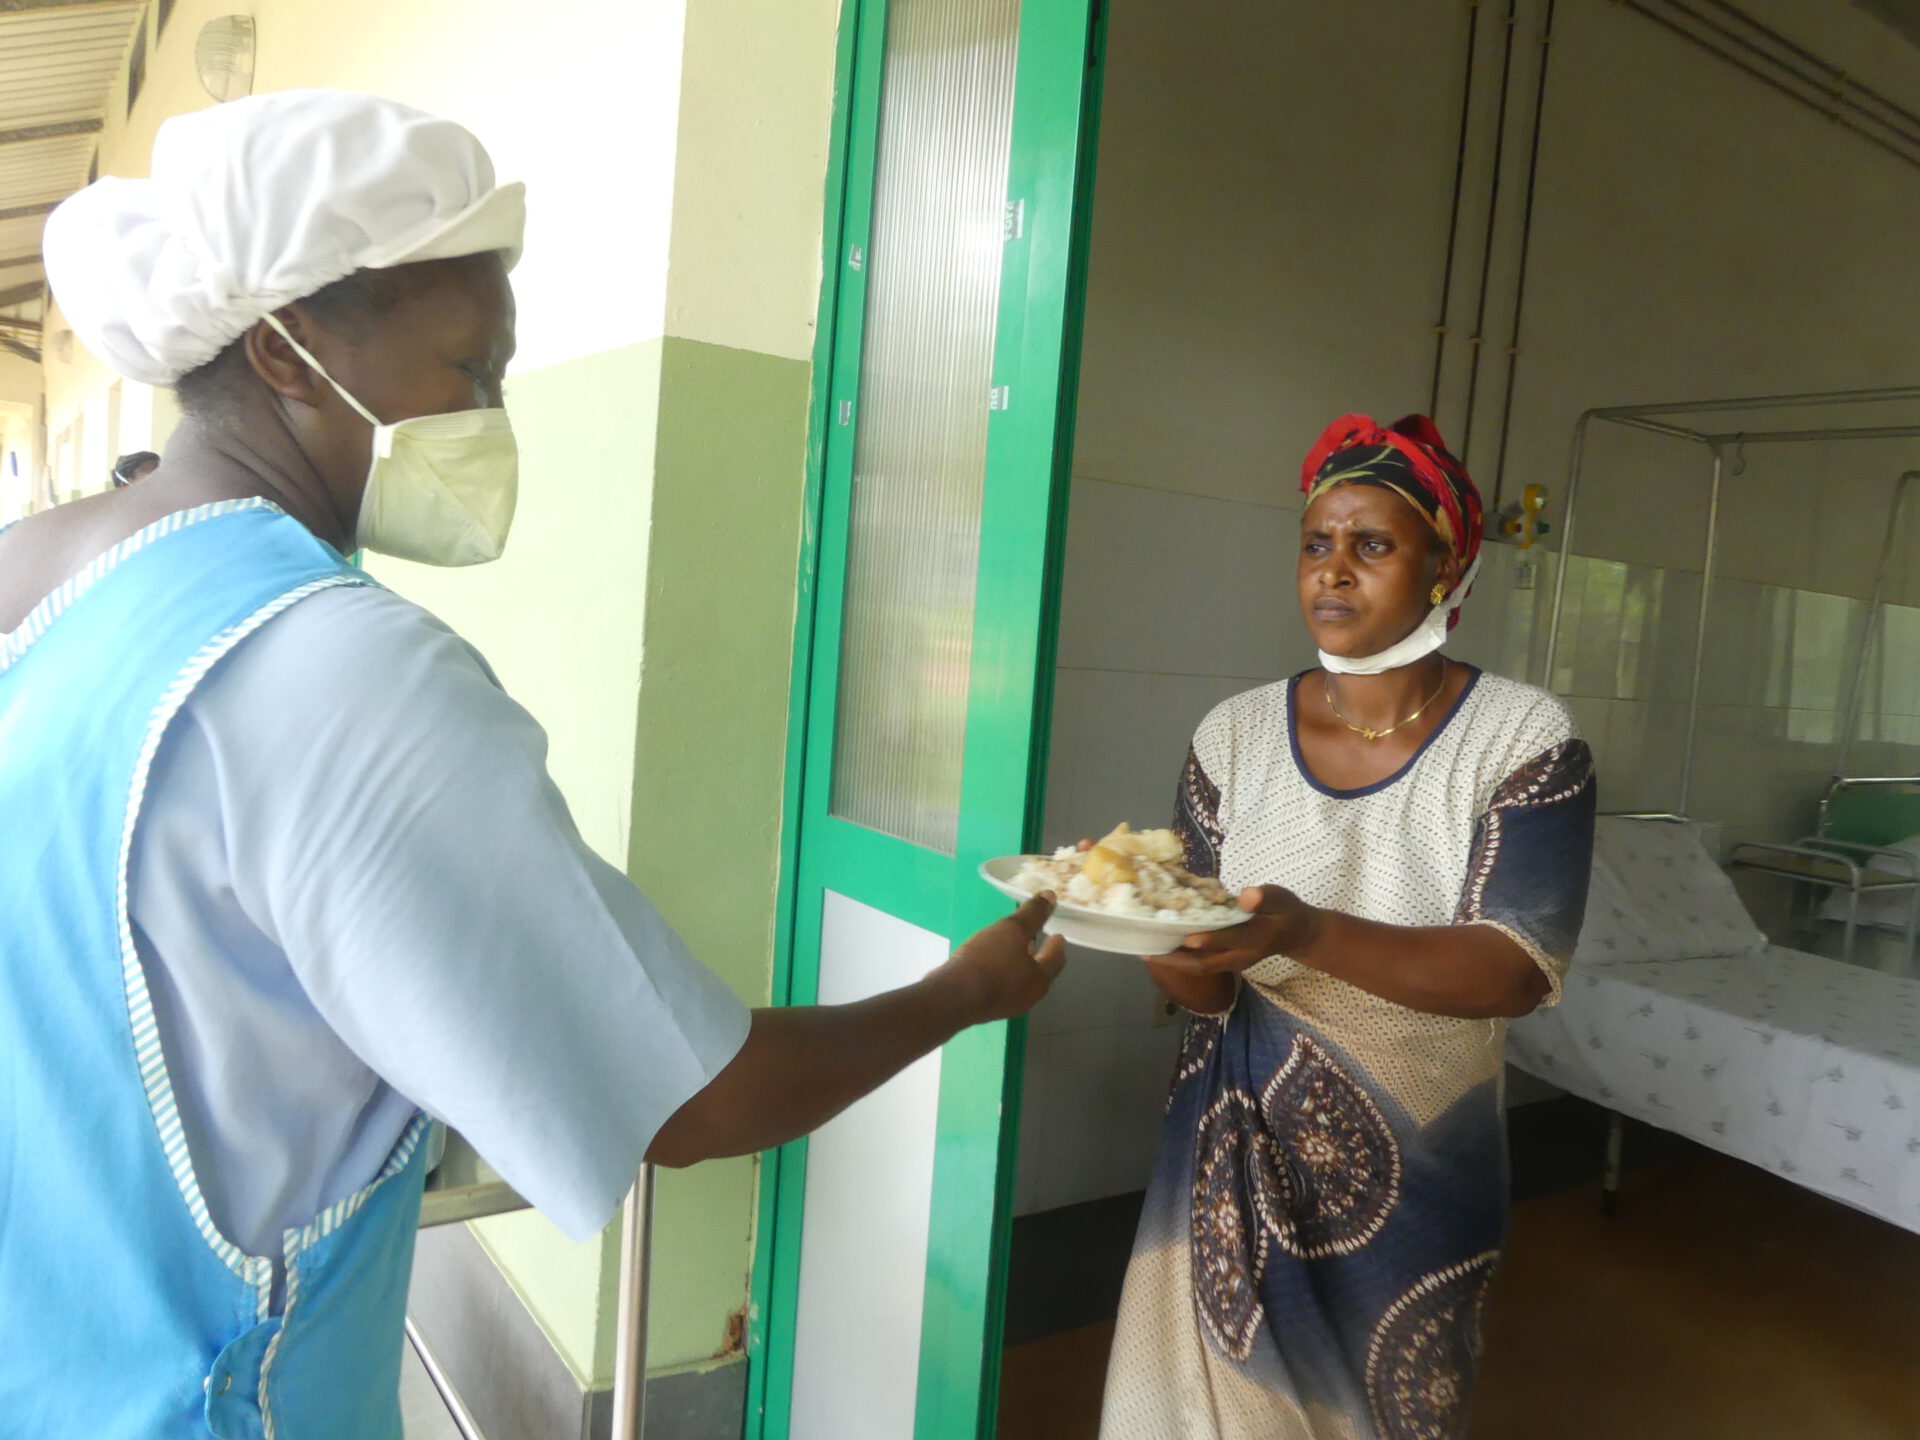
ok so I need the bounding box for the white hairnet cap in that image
[45,89,526,387]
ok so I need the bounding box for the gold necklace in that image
[1323,664,1450,742]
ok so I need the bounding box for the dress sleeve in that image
[204,585,750,1240]
[1173,744,1225,879]
[1453,737,1597,1007]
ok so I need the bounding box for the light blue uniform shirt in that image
[3,500,529,1437]
[128,579,751,1259]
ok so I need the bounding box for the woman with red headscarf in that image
[1098,415,1596,1440]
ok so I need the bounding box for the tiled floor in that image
[1471,1152,1920,1440]
[998,1150,1920,1440]
[998,1320,1115,1440]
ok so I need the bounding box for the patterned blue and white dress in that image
[1099,668,1595,1440]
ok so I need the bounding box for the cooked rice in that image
[1011,845,1242,925]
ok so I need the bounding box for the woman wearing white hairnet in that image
[0,90,1063,1440]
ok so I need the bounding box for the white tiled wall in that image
[1017,1016,1187,1216]
[1015,478,1305,1216]
[1533,552,1920,839]
[1012,0,1920,1217]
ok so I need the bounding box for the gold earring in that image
[1430,583,1446,606]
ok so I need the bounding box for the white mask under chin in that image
[260,312,518,567]
[1319,556,1481,677]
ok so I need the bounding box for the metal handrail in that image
[609,1169,656,1440]
[1804,837,1920,868]
[419,1137,652,1440]
[1728,838,1920,967]
[417,1180,531,1229]
[1728,839,1870,886]
[419,1128,531,1228]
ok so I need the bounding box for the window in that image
[826,0,1022,853]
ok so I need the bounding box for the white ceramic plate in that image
[978,855,1249,956]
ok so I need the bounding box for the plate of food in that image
[980,823,1250,956]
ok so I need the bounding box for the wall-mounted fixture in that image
[1495,483,1551,550]
[194,16,256,103]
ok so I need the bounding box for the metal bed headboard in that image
[1541,386,1920,815]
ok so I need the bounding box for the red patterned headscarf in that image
[1299,413,1484,579]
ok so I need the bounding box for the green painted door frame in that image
[745,2,1107,1437]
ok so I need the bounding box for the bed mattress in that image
[1508,946,1920,1234]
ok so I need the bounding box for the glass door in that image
[748,2,1105,1438]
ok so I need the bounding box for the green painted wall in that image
[626,336,812,1376]
[378,341,663,870]
[374,329,810,1392]
[373,340,664,1386]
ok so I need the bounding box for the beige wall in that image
[1022,0,1920,1216]
[0,347,38,408]
[666,0,840,363]
[41,0,686,511]
[0,348,39,518]
[39,326,162,504]
[79,0,686,373]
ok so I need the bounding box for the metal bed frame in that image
[1542,383,1920,817]
[1725,779,1920,971]
[417,1145,653,1439]
[1543,389,1920,969]
[1541,392,1920,1215]
[1585,811,1690,1217]
[1560,810,1920,1222]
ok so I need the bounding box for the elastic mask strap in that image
[1438,554,1482,616]
[257,311,384,429]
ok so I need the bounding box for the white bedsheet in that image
[1509,947,1920,1234]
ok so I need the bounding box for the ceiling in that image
[0,0,147,364]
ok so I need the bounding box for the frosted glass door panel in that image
[828,0,1022,853]
[788,892,949,1440]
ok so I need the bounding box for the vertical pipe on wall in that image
[1488,0,1556,514]
[1679,446,1725,817]
[1428,1,1483,419]
[1457,0,1519,463]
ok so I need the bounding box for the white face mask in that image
[1319,555,1481,677]
[261,313,517,566]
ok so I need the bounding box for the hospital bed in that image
[1727,776,1920,972]
[1507,813,1920,1236]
